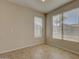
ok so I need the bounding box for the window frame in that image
[34,16,43,38]
[63,8,79,42]
[52,8,79,42]
[52,13,63,40]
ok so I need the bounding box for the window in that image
[34,16,43,38]
[63,8,79,42]
[52,14,62,39]
[52,8,79,42]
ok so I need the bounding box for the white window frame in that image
[34,16,43,38]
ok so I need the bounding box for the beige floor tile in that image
[0,44,79,59]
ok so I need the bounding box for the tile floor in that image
[0,44,79,59]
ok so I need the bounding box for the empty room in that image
[0,0,79,59]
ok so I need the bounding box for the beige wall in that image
[0,0,45,53]
[47,0,79,54]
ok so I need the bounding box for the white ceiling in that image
[8,0,72,13]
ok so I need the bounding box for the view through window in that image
[52,14,62,39]
[34,16,43,38]
[63,8,79,42]
[52,8,79,42]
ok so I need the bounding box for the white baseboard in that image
[0,41,44,54]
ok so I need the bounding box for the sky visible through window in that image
[64,8,79,25]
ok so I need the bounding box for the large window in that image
[52,8,79,42]
[52,14,62,39]
[34,16,43,38]
[63,8,79,42]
